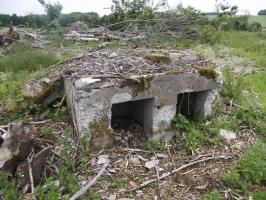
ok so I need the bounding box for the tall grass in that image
[0,44,57,72]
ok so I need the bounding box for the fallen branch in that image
[69,162,108,200]
[27,150,37,200]
[130,155,232,192]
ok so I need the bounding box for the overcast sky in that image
[0,0,265,16]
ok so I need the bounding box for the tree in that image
[258,9,266,15]
[38,0,63,21]
[215,0,238,16]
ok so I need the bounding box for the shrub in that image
[221,141,266,190]
[248,22,262,32]
[200,25,221,44]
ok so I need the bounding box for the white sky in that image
[0,0,265,16]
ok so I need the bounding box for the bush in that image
[221,141,266,190]
[248,22,262,32]
[200,25,221,44]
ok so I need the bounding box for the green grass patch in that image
[0,44,57,72]
[245,70,266,107]
[221,141,266,191]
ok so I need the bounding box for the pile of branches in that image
[63,16,208,44]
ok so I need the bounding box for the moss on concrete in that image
[121,75,154,96]
[144,53,171,64]
[197,67,218,79]
[88,113,113,150]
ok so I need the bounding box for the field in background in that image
[249,15,266,30]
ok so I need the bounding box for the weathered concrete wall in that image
[65,72,218,149]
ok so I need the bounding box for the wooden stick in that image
[130,155,232,192]
[27,150,37,200]
[69,163,108,200]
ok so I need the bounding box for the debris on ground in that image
[219,129,237,141]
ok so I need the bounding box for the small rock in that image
[81,181,87,186]
[145,160,159,170]
[128,181,137,188]
[129,156,141,166]
[97,155,110,165]
[108,194,116,200]
[195,183,208,191]
[219,129,236,141]
[136,190,144,196]
[108,53,118,58]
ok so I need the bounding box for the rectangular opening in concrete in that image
[176,91,208,119]
[111,98,154,134]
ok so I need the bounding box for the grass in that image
[217,31,266,107]
[221,141,266,191]
[0,43,58,123]
[0,44,57,72]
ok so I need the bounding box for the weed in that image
[0,172,18,200]
[220,66,245,102]
[171,114,190,136]
[146,139,165,151]
[202,189,222,200]
[221,141,266,191]
[252,190,266,200]
[36,179,61,200]
[111,179,126,188]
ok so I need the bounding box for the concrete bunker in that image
[111,98,154,135]
[63,49,219,149]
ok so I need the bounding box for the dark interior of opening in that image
[176,91,206,119]
[111,98,154,134]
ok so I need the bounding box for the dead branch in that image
[27,150,37,200]
[69,162,108,200]
[130,155,232,192]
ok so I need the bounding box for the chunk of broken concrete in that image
[97,155,110,165]
[0,122,35,172]
[22,78,63,105]
[144,159,159,170]
[219,129,236,141]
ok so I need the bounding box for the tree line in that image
[0,12,101,28]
